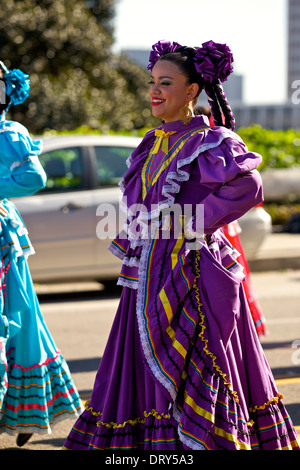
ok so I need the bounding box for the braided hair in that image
[156,46,235,130]
[205,81,235,129]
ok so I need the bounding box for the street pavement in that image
[0,232,300,451]
[248,231,300,272]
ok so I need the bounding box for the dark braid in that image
[213,81,235,130]
[204,82,224,127]
[204,80,235,130]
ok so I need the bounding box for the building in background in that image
[287,0,300,100]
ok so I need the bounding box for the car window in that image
[38,147,83,193]
[94,146,134,187]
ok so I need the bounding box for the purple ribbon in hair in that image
[194,40,234,83]
[147,40,182,70]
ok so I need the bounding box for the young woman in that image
[64,40,299,450]
[0,62,83,447]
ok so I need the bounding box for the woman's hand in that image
[0,204,8,216]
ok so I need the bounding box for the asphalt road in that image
[1,270,300,451]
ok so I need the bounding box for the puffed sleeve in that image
[0,121,46,198]
[195,134,263,235]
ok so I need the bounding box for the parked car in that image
[12,135,271,283]
[13,135,140,283]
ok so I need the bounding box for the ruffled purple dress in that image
[64,116,300,450]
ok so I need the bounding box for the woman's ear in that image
[187,83,199,102]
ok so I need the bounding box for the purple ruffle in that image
[194,40,234,83]
[147,40,182,70]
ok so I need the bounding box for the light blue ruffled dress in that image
[0,118,83,435]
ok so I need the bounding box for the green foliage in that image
[0,0,157,134]
[41,124,152,138]
[264,203,300,226]
[237,125,300,171]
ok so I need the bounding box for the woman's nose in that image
[150,83,160,94]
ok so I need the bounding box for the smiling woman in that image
[64,40,300,451]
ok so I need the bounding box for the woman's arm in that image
[198,169,263,235]
[0,156,47,199]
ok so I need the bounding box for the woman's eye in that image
[148,80,171,86]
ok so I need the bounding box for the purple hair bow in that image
[147,40,182,70]
[194,40,234,83]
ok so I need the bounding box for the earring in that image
[180,103,193,125]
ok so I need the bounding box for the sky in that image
[114,0,288,105]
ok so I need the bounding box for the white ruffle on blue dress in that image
[0,118,83,435]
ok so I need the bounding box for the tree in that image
[0,0,157,133]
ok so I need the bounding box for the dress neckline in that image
[161,115,209,133]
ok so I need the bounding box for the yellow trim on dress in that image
[84,401,169,430]
[249,393,284,413]
[85,400,102,416]
[159,287,187,359]
[151,129,176,155]
[96,409,170,429]
[141,128,204,199]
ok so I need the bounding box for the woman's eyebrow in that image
[150,75,174,79]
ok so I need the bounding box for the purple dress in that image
[64,116,300,450]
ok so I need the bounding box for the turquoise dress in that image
[0,119,83,435]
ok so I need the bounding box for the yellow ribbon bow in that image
[152,129,176,155]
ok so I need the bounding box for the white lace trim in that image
[220,244,240,260]
[118,178,126,193]
[126,154,133,168]
[117,277,138,290]
[10,218,28,237]
[118,154,134,193]
[108,242,126,260]
[122,256,140,267]
[178,427,206,450]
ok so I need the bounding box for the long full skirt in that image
[63,278,299,450]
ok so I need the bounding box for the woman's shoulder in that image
[190,123,242,147]
[180,124,262,183]
[0,119,42,161]
[0,119,29,136]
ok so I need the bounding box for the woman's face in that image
[149,60,196,123]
